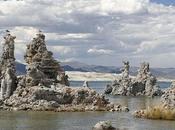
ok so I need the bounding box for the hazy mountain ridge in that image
[15,61,175,79]
[61,62,175,79]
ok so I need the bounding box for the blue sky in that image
[1,0,175,67]
[152,0,175,5]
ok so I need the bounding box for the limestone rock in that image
[0,30,17,99]
[83,81,89,88]
[105,61,163,96]
[93,121,116,130]
[104,84,112,94]
[133,62,163,96]
[0,31,128,113]
[3,84,128,112]
[24,31,69,87]
[104,61,132,96]
[121,61,129,79]
[161,82,175,109]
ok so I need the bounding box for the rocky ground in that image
[0,83,129,112]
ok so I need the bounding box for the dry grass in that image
[144,106,175,120]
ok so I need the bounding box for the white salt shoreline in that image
[66,71,174,82]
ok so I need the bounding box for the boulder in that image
[93,121,116,130]
[104,84,112,94]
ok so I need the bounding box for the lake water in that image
[0,81,174,130]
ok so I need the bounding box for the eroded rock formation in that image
[0,31,128,112]
[3,85,128,112]
[107,61,132,96]
[0,30,17,99]
[24,31,69,87]
[132,62,162,96]
[105,61,162,96]
[161,82,175,109]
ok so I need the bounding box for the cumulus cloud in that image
[0,0,175,67]
[48,46,74,56]
[100,0,149,14]
[87,48,114,55]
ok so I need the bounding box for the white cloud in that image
[61,58,77,62]
[1,0,175,67]
[100,0,149,14]
[87,48,114,55]
[46,33,92,41]
[11,27,38,43]
[48,46,75,56]
[135,40,160,53]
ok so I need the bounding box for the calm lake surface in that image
[0,81,174,130]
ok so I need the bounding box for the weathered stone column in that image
[0,30,17,99]
[24,30,69,87]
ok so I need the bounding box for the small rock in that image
[93,121,116,130]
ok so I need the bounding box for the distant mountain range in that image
[15,61,175,79]
[60,61,121,73]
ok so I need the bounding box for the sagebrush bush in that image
[144,106,175,120]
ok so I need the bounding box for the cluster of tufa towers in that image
[105,61,163,96]
[0,30,69,100]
